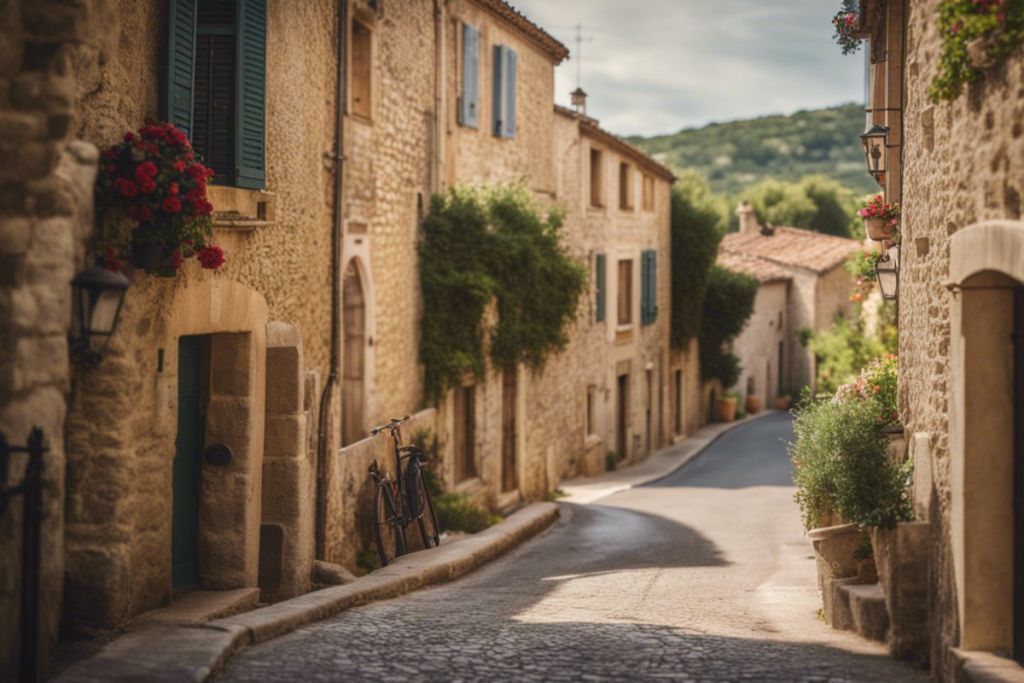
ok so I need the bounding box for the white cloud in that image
[510,0,864,136]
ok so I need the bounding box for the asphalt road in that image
[219,412,928,682]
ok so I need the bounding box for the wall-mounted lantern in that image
[874,246,899,300]
[860,123,889,183]
[70,266,129,364]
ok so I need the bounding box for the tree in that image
[699,265,759,388]
[670,171,727,349]
[744,175,859,238]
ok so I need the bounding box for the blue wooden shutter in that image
[460,24,479,128]
[640,251,650,325]
[595,253,606,322]
[504,48,517,137]
[640,250,658,325]
[161,0,197,137]
[235,0,266,189]
[648,250,658,323]
[492,45,506,137]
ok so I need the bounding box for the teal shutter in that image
[161,0,197,137]
[640,251,650,325]
[460,24,479,128]
[504,48,517,137]
[649,250,658,323]
[641,250,658,325]
[492,45,506,137]
[235,0,266,189]
[595,253,606,322]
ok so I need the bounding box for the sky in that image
[511,0,866,138]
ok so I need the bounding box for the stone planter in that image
[865,217,895,242]
[773,395,792,411]
[869,522,930,662]
[715,397,737,423]
[744,394,762,415]
[808,522,865,622]
[856,557,879,584]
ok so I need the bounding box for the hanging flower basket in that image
[858,194,900,242]
[95,122,225,276]
[832,0,862,55]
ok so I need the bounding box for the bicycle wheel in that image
[373,480,406,567]
[409,463,441,549]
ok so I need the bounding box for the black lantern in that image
[860,124,889,182]
[70,266,130,363]
[874,247,899,301]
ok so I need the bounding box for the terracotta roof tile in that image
[473,0,570,63]
[720,226,861,274]
[716,251,792,284]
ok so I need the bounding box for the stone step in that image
[953,648,1024,682]
[134,588,261,626]
[842,582,889,643]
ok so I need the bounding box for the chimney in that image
[736,201,758,235]
[571,87,588,115]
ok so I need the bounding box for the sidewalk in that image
[560,410,779,504]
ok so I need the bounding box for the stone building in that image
[718,203,860,403]
[862,0,1024,679]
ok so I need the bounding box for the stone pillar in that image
[736,201,758,235]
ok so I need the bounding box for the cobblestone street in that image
[219,414,927,682]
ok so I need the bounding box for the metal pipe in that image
[316,0,348,560]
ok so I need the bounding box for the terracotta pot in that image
[857,557,879,584]
[865,217,895,241]
[715,397,737,423]
[773,395,792,411]
[745,394,762,415]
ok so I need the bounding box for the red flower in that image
[102,246,124,272]
[171,249,183,271]
[123,132,135,143]
[139,178,158,194]
[169,182,179,196]
[138,205,153,221]
[173,160,187,172]
[197,245,225,270]
[162,196,182,214]
[114,178,137,198]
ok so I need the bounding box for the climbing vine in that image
[930,0,1024,101]
[698,265,759,388]
[419,184,587,402]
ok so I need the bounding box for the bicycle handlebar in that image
[370,415,411,436]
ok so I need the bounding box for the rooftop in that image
[555,105,676,182]
[720,226,861,275]
[475,0,570,64]
[716,250,792,284]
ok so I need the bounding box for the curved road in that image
[220,413,927,682]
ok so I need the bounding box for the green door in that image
[172,336,203,587]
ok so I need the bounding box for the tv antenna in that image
[573,24,594,90]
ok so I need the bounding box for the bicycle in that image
[367,415,441,566]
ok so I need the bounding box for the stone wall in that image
[899,0,1024,676]
[733,280,788,408]
[0,1,115,677]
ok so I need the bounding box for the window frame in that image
[589,147,604,208]
[617,258,633,327]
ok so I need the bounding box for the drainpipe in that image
[433,0,445,194]
[316,0,347,560]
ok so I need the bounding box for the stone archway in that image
[947,220,1024,654]
[342,261,367,446]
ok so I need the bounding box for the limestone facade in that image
[865,0,1024,677]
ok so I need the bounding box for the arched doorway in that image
[342,262,366,446]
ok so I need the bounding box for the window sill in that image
[615,326,634,344]
[208,186,277,229]
[213,217,275,233]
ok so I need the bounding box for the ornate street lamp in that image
[70,266,129,364]
[874,247,899,300]
[860,123,889,183]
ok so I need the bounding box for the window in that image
[492,45,517,138]
[642,174,655,211]
[673,369,683,434]
[586,385,597,436]
[589,147,604,207]
[459,24,479,128]
[640,249,658,325]
[454,385,476,482]
[617,259,633,325]
[351,18,373,120]
[594,253,606,323]
[162,0,267,189]
[619,162,633,210]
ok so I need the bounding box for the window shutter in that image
[460,24,479,128]
[492,45,506,137]
[595,253,606,322]
[648,250,658,323]
[640,251,650,325]
[235,0,266,189]
[161,0,197,137]
[504,48,517,137]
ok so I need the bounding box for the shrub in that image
[790,393,912,530]
[605,450,620,471]
[669,172,725,348]
[835,354,899,427]
[699,266,759,387]
[807,316,885,394]
[434,493,502,534]
[420,185,586,401]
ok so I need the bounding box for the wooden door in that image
[342,263,365,446]
[1014,288,1024,663]
[173,336,204,588]
[501,368,517,492]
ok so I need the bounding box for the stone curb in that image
[53,502,559,682]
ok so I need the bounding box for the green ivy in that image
[699,265,759,388]
[930,0,1024,102]
[419,184,587,402]
[670,172,725,348]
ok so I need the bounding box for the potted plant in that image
[745,393,762,415]
[774,389,793,411]
[831,0,862,55]
[857,194,900,242]
[95,122,224,276]
[715,391,738,422]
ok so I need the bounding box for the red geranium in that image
[197,245,225,270]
